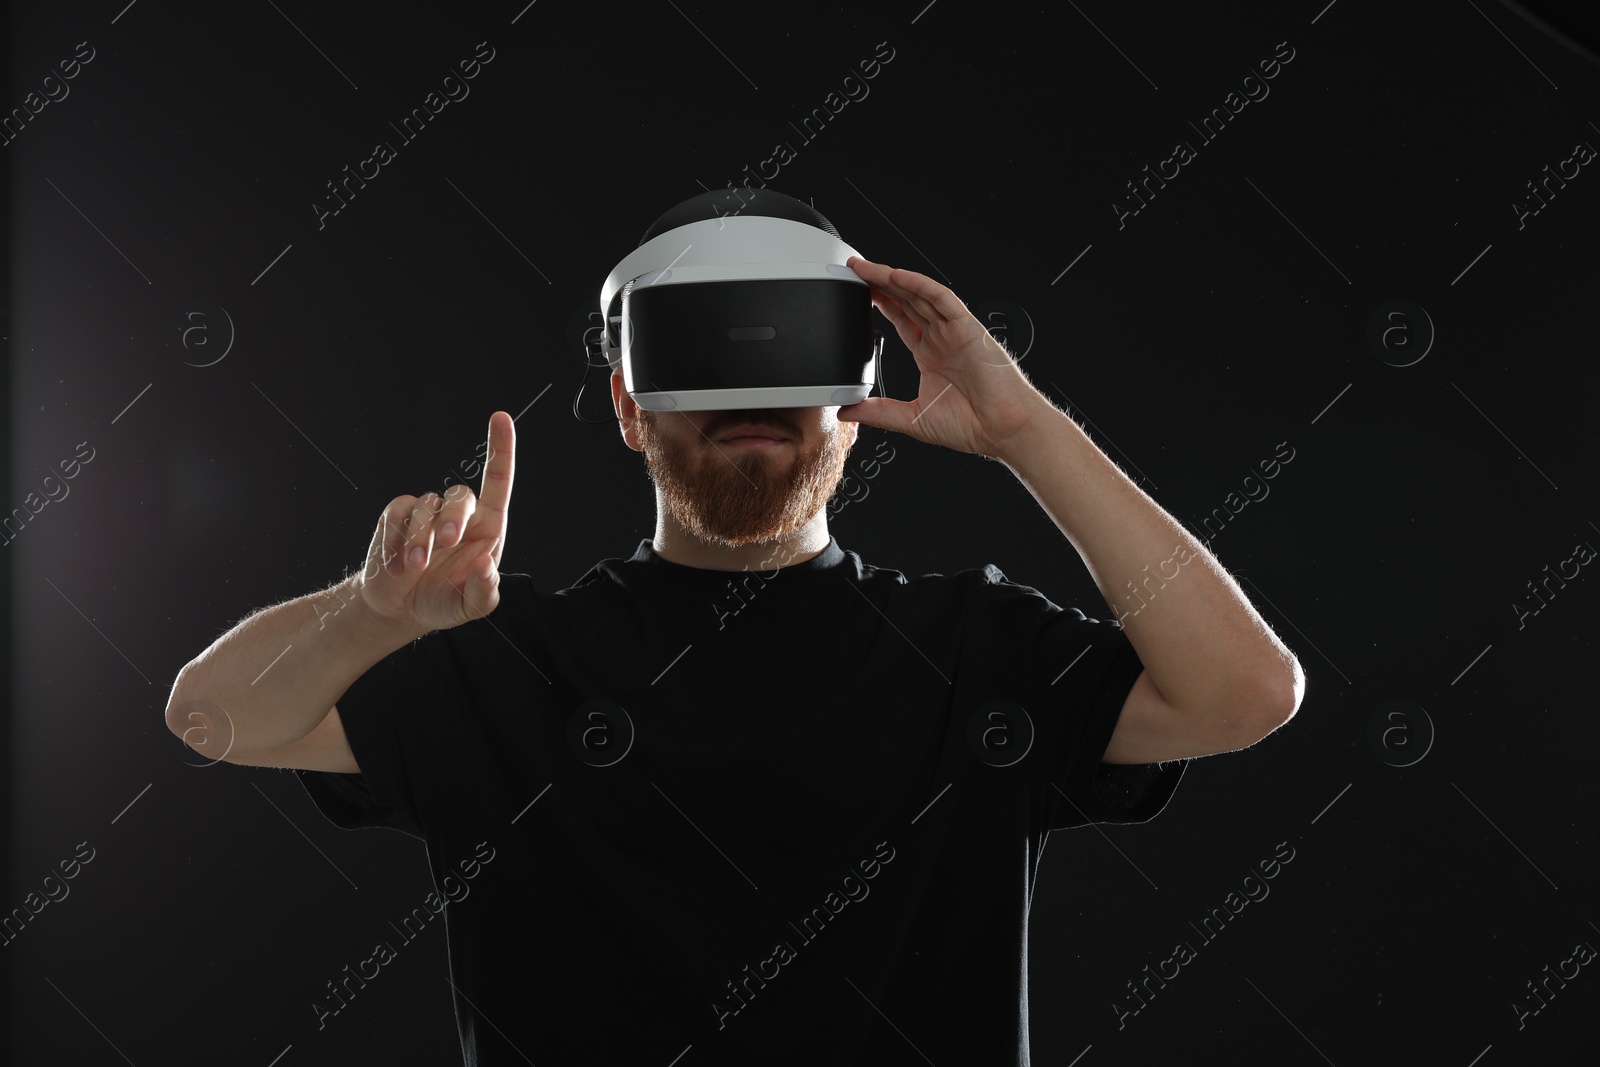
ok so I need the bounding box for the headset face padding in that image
[600,189,883,412]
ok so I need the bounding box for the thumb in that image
[473,552,500,594]
[454,553,501,621]
[838,396,920,438]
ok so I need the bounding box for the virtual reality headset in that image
[598,189,884,412]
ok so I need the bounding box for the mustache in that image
[710,414,795,438]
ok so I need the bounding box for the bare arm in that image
[836,257,1301,763]
[164,576,420,766]
[995,409,1302,760]
[165,411,517,770]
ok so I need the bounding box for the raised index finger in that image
[478,410,515,523]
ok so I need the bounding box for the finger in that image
[448,550,502,622]
[407,493,445,570]
[883,277,944,324]
[437,482,477,548]
[868,286,925,352]
[408,493,444,540]
[836,395,924,438]
[382,495,419,577]
[475,410,515,539]
[851,257,956,322]
[869,284,926,337]
[855,263,925,328]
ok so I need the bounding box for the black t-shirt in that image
[298,537,1187,1065]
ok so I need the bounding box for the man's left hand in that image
[838,256,1049,460]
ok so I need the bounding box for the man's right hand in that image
[357,410,516,635]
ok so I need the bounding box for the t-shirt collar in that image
[624,536,849,593]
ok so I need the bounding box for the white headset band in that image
[625,261,867,289]
[600,215,863,318]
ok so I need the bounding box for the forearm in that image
[165,572,421,757]
[996,400,1300,718]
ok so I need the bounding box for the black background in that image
[4,1,1598,1063]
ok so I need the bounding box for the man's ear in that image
[838,411,860,450]
[611,369,644,452]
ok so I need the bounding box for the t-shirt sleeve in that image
[1041,617,1186,830]
[294,627,475,841]
[971,565,1187,831]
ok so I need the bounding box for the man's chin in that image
[639,424,848,551]
[677,504,804,549]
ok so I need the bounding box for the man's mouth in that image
[718,424,789,445]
